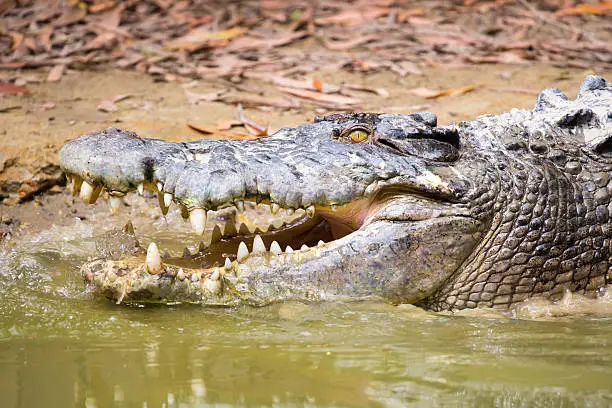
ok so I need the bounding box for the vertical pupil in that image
[350,130,368,142]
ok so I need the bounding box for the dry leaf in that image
[217,120,242,130]
[0,83,29,94]
[322,34,378,50]
[490,87,540,96]
[278,87,361,106]
[112,94,132,103]
[184,90,227,104]
[38,26,53,52]
[0,105,21,113]
[390,61,423,77]
[407,84,481,99]
[228,30,308,51]
[315,7,390,25]
[89,1,116,13]
[396,7,427,22]
[52,8,87,28]
[237,104,269,136]
[166,27,247,51]
[97,100,119,112]
[221,94,300,109]
[187,123,257,140]
[47,65,65,82]
[556,2,612,16]
[9,31,24,52]
[245,72,340,93]
[342,84,389,97]
[39,101,56,110]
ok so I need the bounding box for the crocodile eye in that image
[349,129,369,143]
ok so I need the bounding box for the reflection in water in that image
[1,200,612,407]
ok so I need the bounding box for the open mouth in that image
[66,173,381,283]
[165,201,357,271]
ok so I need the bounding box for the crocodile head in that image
[59,76,612,310]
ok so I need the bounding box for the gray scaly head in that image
[59,76,612,310]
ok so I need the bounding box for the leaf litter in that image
[0,0,610,112]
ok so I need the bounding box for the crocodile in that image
[59,76,612,311]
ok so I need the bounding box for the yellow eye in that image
[349,129,369,143]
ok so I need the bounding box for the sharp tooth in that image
[79,181,102,204]
[317,240,325,246]
[182,247,191,257]
[224,257,233,271]
[71,176,83,196]
[157,192,169,216]
[285,245,294,254]
[79,181,93,202]
[189,208,207,235]
[270,241,282,255]
[305,205,315,218]
[145,242,163,274]
[237,241,249,262]
[223,221,237,237]
[271,203,280,214]
[157,182,163,192]
[300,244,309,251]
[177,268,185,281]
[137,182,144,195]
[252,235,266,254]
[123,220,135,235]
[202,268,222,293]
[210,224,222,244]
[238,223,250,235]
[163,193,173,208]
[198,241,206,253]
[109,196,122,215]
[286,208,295,215]
[235,200,245,213]
[191,273,200,283]
[65,173,73,184]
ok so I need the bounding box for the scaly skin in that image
[59,76,612,310]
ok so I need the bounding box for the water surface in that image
[1,201,612,407]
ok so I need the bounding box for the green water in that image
[2,215,612,407]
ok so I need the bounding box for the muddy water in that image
[1,195,612,408]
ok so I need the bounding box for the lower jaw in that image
[82,202,372,304]
[83,229,340,306]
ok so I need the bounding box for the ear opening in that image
[594,138,612,158]
[585,123,612,158]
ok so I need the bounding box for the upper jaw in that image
[59,126,467,217]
